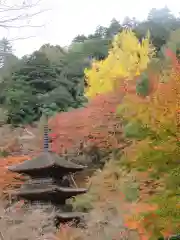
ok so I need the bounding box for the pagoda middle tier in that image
[10,178,87,204]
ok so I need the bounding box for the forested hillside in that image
[0,7,180,125]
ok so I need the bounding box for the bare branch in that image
[8,35,36,42]
[0,232,5,240]
[0,10,48,22]
[0,11,49,27]
[0,0,50,30]
[0,0,42,9]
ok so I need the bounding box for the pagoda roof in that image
[55,211,87,222]
[10,185,87,201]
[15,186,87,195]
[8,151,86,174]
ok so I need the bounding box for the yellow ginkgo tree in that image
[85,29,155,98]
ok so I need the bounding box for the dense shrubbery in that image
[49,91,123,162]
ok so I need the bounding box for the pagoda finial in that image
[43,115,49,152]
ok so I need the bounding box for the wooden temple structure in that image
[8,123,87,225]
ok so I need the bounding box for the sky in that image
[1,0,179,58]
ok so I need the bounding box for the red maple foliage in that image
[0,155,30,196]
[49,91,124,154]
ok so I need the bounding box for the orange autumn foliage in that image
[120,170,159,240]
[118,49,180,239]
[122,58,179,135]
[123,199,158,239]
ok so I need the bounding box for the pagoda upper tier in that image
[8,152,86,178]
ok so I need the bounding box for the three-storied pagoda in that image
[8,123,87,225]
